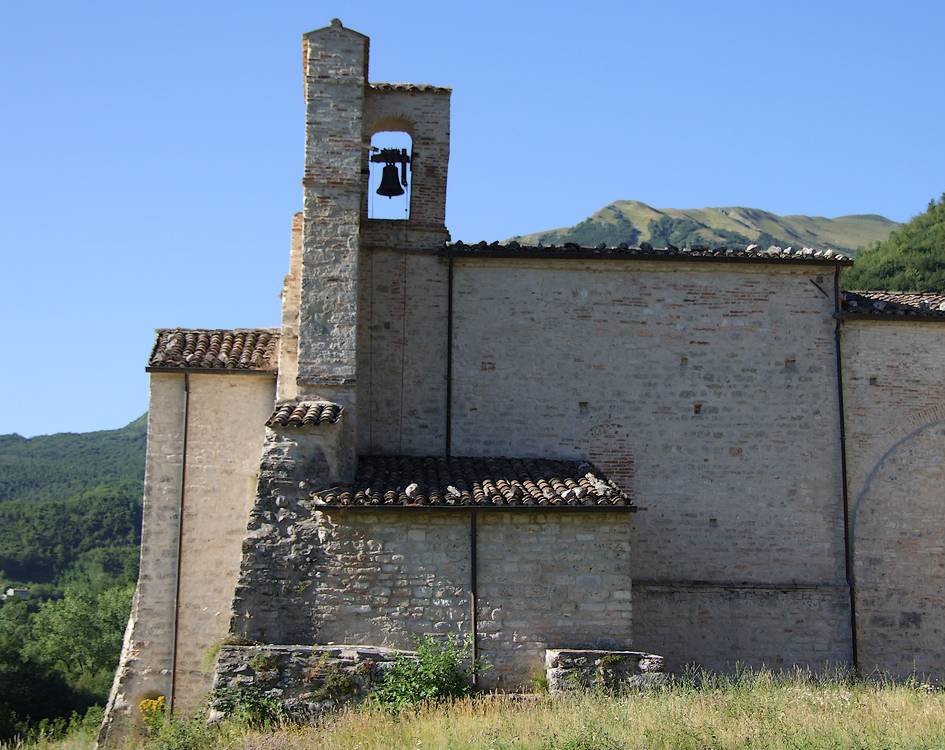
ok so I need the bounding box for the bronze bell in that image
[377,164,405,198]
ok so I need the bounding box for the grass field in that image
[7,670,945,750]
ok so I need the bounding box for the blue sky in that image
[2,0,943,436]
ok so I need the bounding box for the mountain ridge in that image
[510,200,898,254]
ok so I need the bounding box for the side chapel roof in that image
[841,291,945,320]
[147,328,280,372]
[310,454,634,510]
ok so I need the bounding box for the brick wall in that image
[444,258,851,669]
[841,320,945,680]
[356,249,449,455]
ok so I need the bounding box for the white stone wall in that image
[100,372,274,744]
[100,374,185,744]
[171,373,276,715]
[842,320,945,680]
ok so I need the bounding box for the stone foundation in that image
[545,649,665,692]
[211,644,412,719]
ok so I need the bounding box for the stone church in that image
[100,18,945,743]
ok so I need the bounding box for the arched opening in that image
[368,131,412,220]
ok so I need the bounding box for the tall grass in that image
[6,669,944,750]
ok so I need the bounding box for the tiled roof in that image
[443,241,853,265]
[842,291,945,319]
[148,329,279,371]
[267,399,344,428]
[311,455,633,509]
[369,82,451,94]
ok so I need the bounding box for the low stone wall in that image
[545,649,665,692]
[212,644,412,719]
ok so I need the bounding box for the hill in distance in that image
[510,200,898,255]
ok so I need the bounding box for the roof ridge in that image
[442,240,852,265]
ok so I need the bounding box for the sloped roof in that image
[267,399,344,427]
[842,291,945,320]
[442,241,853,266]
[148,329,279,372]
[311,455,633,510]
[369,82,451,94]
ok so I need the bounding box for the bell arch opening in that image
[368,130,412,221]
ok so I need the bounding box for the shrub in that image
[368,634,487,712]
[142,716,217,750]
[209,686,286,728]
[138,695,166,737]
[531,670,550,694]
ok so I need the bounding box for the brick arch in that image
[365,115,415,137]
[852,419,945,680]
[903,402,945,430]
[585,421,635,499]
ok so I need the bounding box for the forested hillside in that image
[0,416,146,740]
[844,194,945,292]
[0,415,146,588]
[510,200,897,254]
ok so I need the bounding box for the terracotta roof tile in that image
[842,291,945,319]
[443,241,853,266]
[267,399,344,427]
[369,82,451,94]
[148,328,279,371]
[312,455,633,509]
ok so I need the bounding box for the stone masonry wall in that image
[298,22,367,387]
[276,212,303,400]
[446,259,851,670]
[231,508,470,647]
[212,644,410,719]
[841,320,945,680]
[476,513,633,690]
[228,500,633,688]
[171,373,275,715]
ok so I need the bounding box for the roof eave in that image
[441,247,853,267]
[311,504,637,513]
[145,366,278,376]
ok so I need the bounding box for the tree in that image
[25,582,133,698]
[845,194,945,292]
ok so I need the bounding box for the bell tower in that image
[291,19,451,471]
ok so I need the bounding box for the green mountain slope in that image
[0,418,146,738]
[0,415,146,585]
[844,195,945,292]
[0,414,146,505]
[510,200,898,254]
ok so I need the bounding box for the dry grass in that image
[237,676,945,750]
[8,671,945,750]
